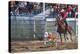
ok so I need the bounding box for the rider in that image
[59,8,68,27]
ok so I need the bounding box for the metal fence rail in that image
[11,15,77,41]
[11,16,45,41]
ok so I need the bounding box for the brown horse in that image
[55,17,73,43]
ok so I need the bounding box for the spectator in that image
[71,6,76,17]
[60,8,68,27]
[75,9,78,18]
[67,5,72,17]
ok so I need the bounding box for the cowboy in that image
[59,8,68,27]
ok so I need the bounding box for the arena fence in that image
[10,15,77,41]
[11,16,45,41]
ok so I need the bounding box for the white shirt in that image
[44,32,48,37]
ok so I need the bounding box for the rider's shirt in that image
[60,11,67,21]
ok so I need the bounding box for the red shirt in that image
[67,6,72,12]
[61,12,67,21]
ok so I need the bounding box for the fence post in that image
[33,18,36,39]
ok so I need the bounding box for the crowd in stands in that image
[46,4,78,18]
[9,1,78,18]
[10,1,43,16]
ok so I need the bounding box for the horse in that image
[55,16,73,43]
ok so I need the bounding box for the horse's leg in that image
[59,33,62,43]
[67,26,73,42]
[63,29,67,41]
[65,26,69,40]
[64,32,66,41]
[64,31,68,49]
[68,30,73,42]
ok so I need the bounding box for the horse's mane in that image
[56,17,66,33]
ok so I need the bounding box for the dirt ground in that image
[10,33,78,52]
[10,40,78,53]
